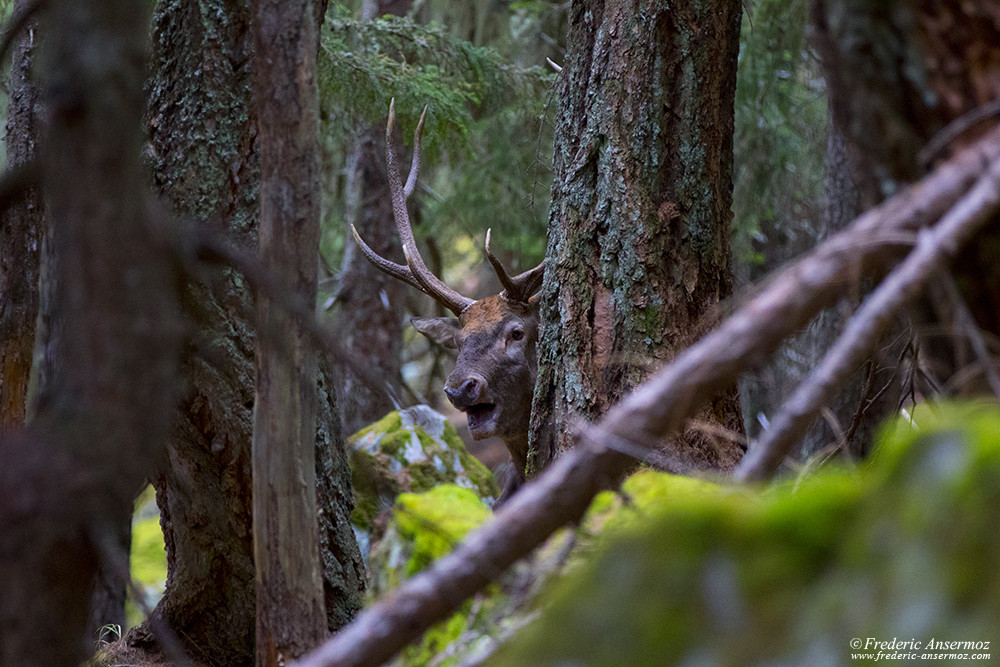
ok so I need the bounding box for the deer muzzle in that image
[444,374,499,438]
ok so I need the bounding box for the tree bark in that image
[251,0,328,662]
[336,130,405,435]
[0,0,181,663]
[529,0,745,473]
[108,1,363,662]
[0,0,43,429]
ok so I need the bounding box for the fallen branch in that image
[735,155,1000,482]
[293,124,1000,667]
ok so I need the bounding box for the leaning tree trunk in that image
[0,0,43,429]
[107,1,363,663]
[811,0,1000,393]
[529,0,746,473]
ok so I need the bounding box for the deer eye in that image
[509,327,524,342]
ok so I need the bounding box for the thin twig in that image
[940,274,1000,398]
[736,155,1000,482]
[292,123,1000,667]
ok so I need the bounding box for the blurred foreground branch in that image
[293,125,1000,667]
[736,154,1000,481]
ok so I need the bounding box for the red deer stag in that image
[352,101,545,501]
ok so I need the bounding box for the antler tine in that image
[350,224,425,292]
[382,99,474,316]
[484,228,522,299]
[511,262,546,298]
[403,106,427,198]
[485,228,546,302]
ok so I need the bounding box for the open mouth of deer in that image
[463,403,499,437]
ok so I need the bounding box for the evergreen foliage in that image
[732,0,827,269]
[317,4,555,272]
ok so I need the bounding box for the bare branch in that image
[940,275,1000,399]
[193,231,403,409]
[293,125,1000,667]
[736,156,1000,482]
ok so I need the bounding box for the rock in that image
[348,406,499,563]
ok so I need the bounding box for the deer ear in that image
[410,316,461,349]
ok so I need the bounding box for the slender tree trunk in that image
[251,0,328,661]
[0,0,43,429]
[529,0,746,473]
[0,0,180,664]
[334,0,410,436]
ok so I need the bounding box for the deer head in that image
[352,101,544,494]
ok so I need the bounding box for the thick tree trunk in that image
[529,0,746,473]
[251,0,328,662]
[108,1,363,663]
[0,1,180,664]
[811,0,1000,391]
[0,0,43,429]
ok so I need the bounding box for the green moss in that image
[402,604,473,667]
[350,410,403,445]
[348,447,399,532]
[494,402,1000,666]
[395,485,492,576]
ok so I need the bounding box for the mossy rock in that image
[368,484,492,597]
[368,484,499,667]
[492,401,1000,666]
[348,406,499,561]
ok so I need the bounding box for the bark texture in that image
[0,0,43,429]
[0,1,180,664]
[252,0,328,661]
[109,1,363,663]
[529,0,746,472]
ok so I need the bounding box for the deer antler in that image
[352,100,475,316]
[485,228,545,303]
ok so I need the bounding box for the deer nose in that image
[444,377,482,407]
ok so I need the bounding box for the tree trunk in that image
[811,0,1000,391]
[334,0,410,436]
[251,0,328,662]
[529,0,746,473]
[336,130,405,435]
[0,0,43,429]
[108,1,363,663]
[0,0,181,664]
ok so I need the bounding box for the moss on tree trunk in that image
[529,0,746,473]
